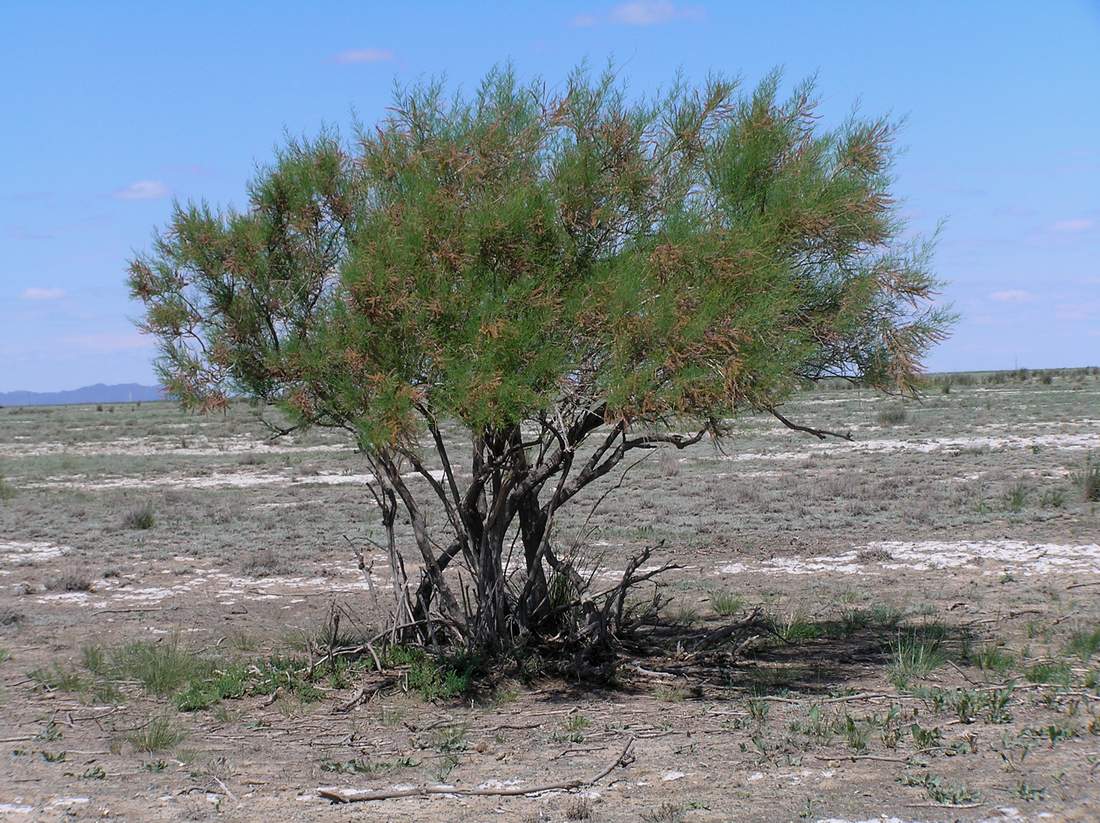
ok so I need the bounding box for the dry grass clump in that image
[877,405,908,425]
[1072,454,1100,502]
[0,472,16,502]
[123,502,156,530]
[45,571,94,592]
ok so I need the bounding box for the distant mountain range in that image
[0,383,168,407]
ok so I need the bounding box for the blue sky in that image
[2,1,1098,392]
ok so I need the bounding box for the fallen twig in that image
[318,736,635,803]
[812,753,913,764]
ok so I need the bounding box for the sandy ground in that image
[1,373,1099,821]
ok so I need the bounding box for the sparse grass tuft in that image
[709,589,743,617]
[899,771,979,805]
[642,802,686,823]
[768,610,823,643]
[563,796,593,820]
[0,472,16,502]
[1024,661,1072,685]
[109,640,210,696]
[1072,455,1100,502]
[123,502,156,530]
[1040,487,1066,509]
[45,572,93,593]
[240,548,289,578]
[127,716,184,753]
[1066,626,1100,660]
[383,646,474,701]
[29,662,87,693]
[1003,482,1029,512]
[877,405,908,425]
[889,630,945,687]
[972,643,1014,675]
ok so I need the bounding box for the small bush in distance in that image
[123,502,156,530]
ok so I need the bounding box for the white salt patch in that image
[45,797,89,808]
[32,468,444,491]
[476,779,524,789]
[874,539,1100,575]
[73,558,395,608]
[36,592,91,605]
[0,804,35,815]
[0,541,69,563]
[0,434,348,459]
[709,431,1100,463]
[716,540,1100,578]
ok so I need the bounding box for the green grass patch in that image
[708,590,744,617]
[28,663,87,693]
[0,473,16,502]
[889,629,945,687]
[1024,661,1072,685]
[127,716,184,753]
[972,643,1015,675]
[1066,626,1100,660]
[383,646,475,701]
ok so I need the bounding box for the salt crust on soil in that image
[28,468,446,491]
[816,808,1053,823]
[0,541,69,563]
[0,434,348,458]
[704,432,1100,464]
[25,557,393,608]
[717,540,1100,577]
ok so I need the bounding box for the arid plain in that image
[1,370,1099,821]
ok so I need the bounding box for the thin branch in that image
[769,407,853,441]
[318,737,635,803]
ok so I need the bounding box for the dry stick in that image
[812,754,912,764]
[317,736,635,804]
[91,607,169,616]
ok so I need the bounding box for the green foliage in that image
[383,645,474,700]
[132,68,947,431]
[1024,661,1072,685]
[898,771,978,805]
[130,65,946,447]
[128,65,950,654]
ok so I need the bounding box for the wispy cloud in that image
[990,290,1034,303]
[21,287,66,301]
[571,2,704,27]
[1050,217,1094,233]
[332,48,394,64]
[113,180,170,201]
